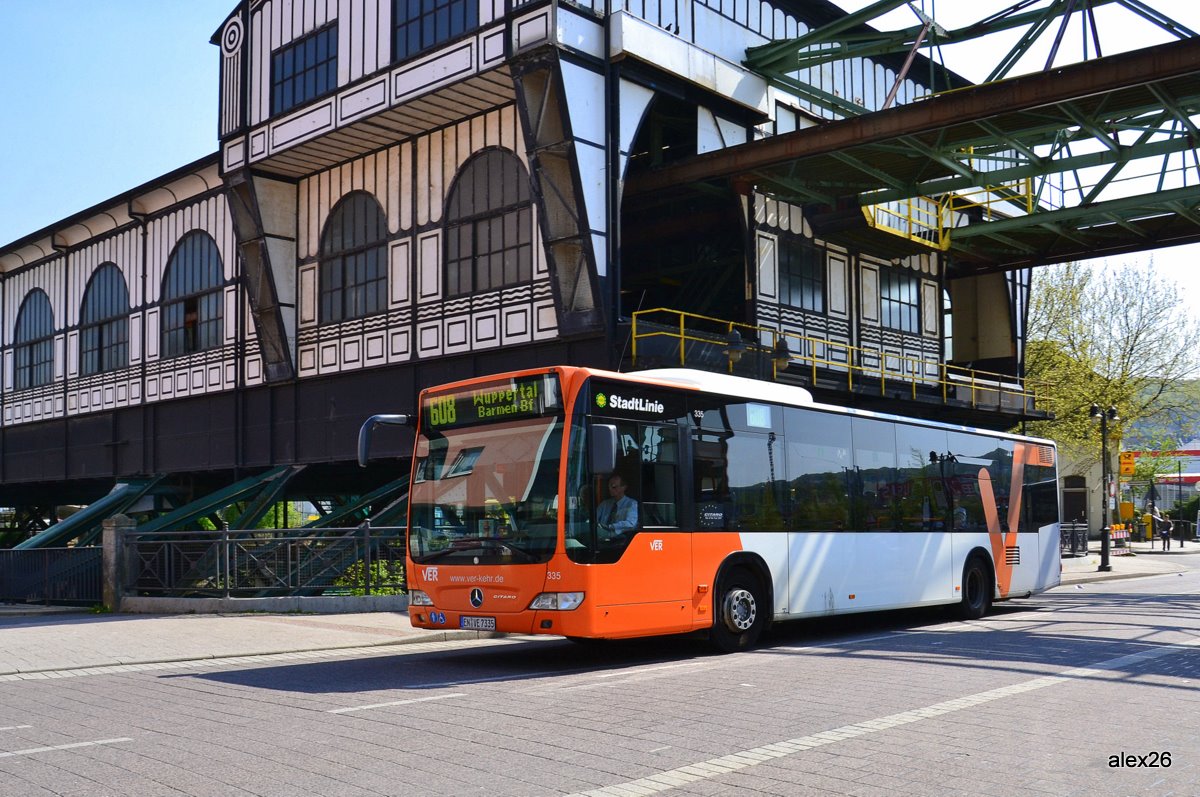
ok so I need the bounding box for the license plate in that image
[460,616,496,631]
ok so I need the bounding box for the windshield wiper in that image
[413,537,538,563]
[493,538,538,562]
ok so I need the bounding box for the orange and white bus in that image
[363,366,1060,651]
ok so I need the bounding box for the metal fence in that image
[0,547,103,605]
[123,525,406,598]
[1060,522,1089,556]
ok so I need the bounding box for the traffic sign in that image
[1119,452,1135,476]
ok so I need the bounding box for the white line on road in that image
[328,692,467,714]
[595,661,707,678]
[563,637,1200,797]
[409,668,581,688]
[0,725,32,731]
[0,738,132,759]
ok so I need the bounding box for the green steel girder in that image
[752,69,870,117]
[636,34,1200,273]
[857,132,1197,207]
[229,466,306,529]
[13,478,165,550]
[745,0,1195,97]
[1149,85,1200,136]
[1166,199,1200,226]
[137,465,300,534]
[949,184,1200,239]
[304,475,410,529]
[746,172,837,205]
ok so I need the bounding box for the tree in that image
[1127,438,1187,510]
[1022,261,1200,466]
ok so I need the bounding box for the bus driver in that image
[597,474,638,540]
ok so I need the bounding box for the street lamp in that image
[1178,460,1185,548]
[771,336,791,377]
[722,328,746,366]
[1090,403,1119,572]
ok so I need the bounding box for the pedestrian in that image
[1153,507,1172,551]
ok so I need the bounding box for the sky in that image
[0,1,1196,321]
[0,1,232,245]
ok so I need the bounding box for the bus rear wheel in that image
[711,567,765,653]
[957,556,993,620]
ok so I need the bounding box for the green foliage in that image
[333,559,406,596]
[1177,495,1198,525]
[0,529,26,549]
[190,502,309,531]
[1023,261,1200,467]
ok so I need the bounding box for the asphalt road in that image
[4,562,1200,797]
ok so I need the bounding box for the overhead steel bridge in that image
[634,0,1200,275]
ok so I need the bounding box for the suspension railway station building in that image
[3,0,1198,540]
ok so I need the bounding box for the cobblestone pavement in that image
[1,549,1198,796]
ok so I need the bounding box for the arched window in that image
[320,192,388,323]
[444,149,533,297]
[80,263,130,375]
[162,231,224,358]
[14,289,54,390]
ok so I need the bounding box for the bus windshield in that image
[408,375,563,565]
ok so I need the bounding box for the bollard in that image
[102,514,136,612]
[1099,526,1111,572]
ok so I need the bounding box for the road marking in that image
[0,738,132,759]
[0,725,32,732]
[770,629,932,654]
[595,661,706,678]
[413,669,576,688]
[328,692,467,714]
[564,638,1200,797]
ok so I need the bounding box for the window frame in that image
[392,0,480,64]
[778,235,825,313]
[79,263,131,376]
[443,148,534,298]
[14,289,55,391]
[161,232,226,359]
[270,23,338,116]
[880,268,920,333]
[319,191,389,325]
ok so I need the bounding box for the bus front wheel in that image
[711,567,765,653]
[957,556,993,620]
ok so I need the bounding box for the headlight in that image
[529,592,585,611]
[408,590,433,606]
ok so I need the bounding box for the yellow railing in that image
[862,169,1034,251]
[631,307,1043,412]
[863,196,947,250]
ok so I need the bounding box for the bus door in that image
[574,416,691,608]
[619,421,690,605]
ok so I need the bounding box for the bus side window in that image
[693,434,732,530]
[640,424,679,527]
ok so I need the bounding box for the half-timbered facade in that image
[0,0,1031,512]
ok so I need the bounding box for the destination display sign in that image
[423,374,561,431]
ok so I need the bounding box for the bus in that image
[361,366,1060,651]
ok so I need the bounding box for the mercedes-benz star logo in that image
[469,588,484,608]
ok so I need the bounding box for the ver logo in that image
[422,566,439,582]
[595,393,607,409]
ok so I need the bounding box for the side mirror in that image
[590,423,617,476]
[357,414,412,467]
